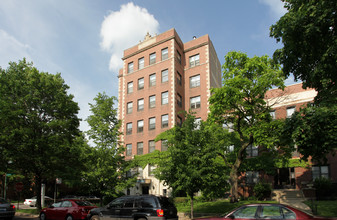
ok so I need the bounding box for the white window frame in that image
[189,54,200,67]
[149,95,156,108]
[127,81,133,94]
[161,69,168,83]
[149,117,156,130]
[161,114,169,128]
[137,98,144,111]
[138,57,144,70]
[161,91,168,105]
[137,120,144,133]
[149,73,156,87]
[190,75,200,88]
[161,48,168,60]
[190,96,201,109]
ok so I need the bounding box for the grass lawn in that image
[174,198,277,215]
[304,200,337,217]
[16,209,40,215]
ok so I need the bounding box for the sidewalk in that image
[272,189,312,214]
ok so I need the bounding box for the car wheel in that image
[90,215,100,220]
[40,212,47,220]
[66,215,73,220]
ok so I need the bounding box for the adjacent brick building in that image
[117,28,221,196]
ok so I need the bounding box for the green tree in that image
[0,59,81,209]
[209,51,285,202]
[153,113,230,218]
[285,106,337,163]
[270,0,337,104]
[270,0,337,161]
[84,92,135,204]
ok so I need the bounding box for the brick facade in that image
[118,28,221,196]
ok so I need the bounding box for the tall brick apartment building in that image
[117,29,222,196]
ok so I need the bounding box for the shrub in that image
[314,177,333,200]
[253,182,271,200]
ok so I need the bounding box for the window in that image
[177,72,182,85]
[137,142,143,155]
[189,54,200,67]
[177,94,182,107]
[138,57,144,70]
[149,53,156,65]
[137,166,143,176]
[177,51,181,64]
[149,117,156,130]
[190,96,201,109]
[161,140,168,151]
[287,107,295,118]
[137,98,144,111]
[127,81,133,94]
[312,166,329,180]
[246,171,259,184]
[246,144,258,157]
[149,95,156,108]
[149,140,155,153]
[232,206,258,219]
[149,165,156,176]
[161,48,168,60]
[127,62,134,73]
[162,69,168,83]
[281,207,296,219]
[126,122,132,135]
[161,91,168,105]
[194,118,202,130]
[127,102,133,114]
[161,114,169,128]
[149,73,156,87]
[260,206,289,219]
[137,120,144,133]
[190,75,200,88]
[227,145,235,153]
[138,78,144,90]
[126,144,132,156]
[270,110,276,120]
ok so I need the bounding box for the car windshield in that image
[75,201,94,206]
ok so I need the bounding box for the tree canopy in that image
[271,0,337,162]
[209,51,286,202]
[84,92,135,203]
[150,112,230,218]
[270,0,337,104]
[0,59,81,209]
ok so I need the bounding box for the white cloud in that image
[100,2,159,73]
[259,0,287,19]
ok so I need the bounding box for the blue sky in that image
[0,0,291,132]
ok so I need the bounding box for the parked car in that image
[24,196,53,207]
[39,199,97,220]
[0,197,15,220]
[194,203,336,220]
[87,195,178,220]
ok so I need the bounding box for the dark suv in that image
[87,195,178,220]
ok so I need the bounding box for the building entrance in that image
[274,168,295,189]
[142,186,149,195]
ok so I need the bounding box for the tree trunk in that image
[35,175,42,210]
[190,195,194,219]
[229,168,239,203]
